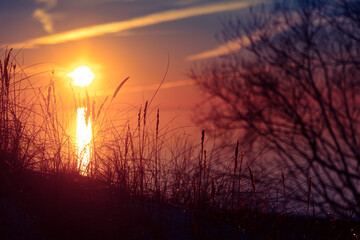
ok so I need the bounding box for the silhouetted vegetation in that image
[1,1,360,239]
[191,0,360,219]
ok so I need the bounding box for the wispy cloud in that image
[186,29,265,61]
[187,12,304,61]
[33,0,57,33]
[187,39,244,61]
[11,1,257,49]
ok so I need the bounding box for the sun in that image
[67,66,95,87]
[67,65,95,175]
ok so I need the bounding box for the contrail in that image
[8,1,258,49]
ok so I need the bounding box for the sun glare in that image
[68,66,95,174]
[76,108,92,174]
[67,66,95,87]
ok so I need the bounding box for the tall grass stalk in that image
[1,51,348,239]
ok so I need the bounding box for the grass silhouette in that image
[0,50,359,239]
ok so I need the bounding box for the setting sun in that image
[67,66,95,175]
[67,66,95,87]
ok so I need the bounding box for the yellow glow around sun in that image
[67,66,95,87]
[76,107,92,174]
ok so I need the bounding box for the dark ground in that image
[0,161,358,240]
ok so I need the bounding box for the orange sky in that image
[0,0,266,137]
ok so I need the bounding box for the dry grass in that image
[0,49,359,239]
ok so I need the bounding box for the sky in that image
[0,0,266,136]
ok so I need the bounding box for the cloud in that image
[33,0,57,33]
[187,39,244,61]
[187,12,305,61]
[11,1,258,49]
[186,29,264,61]
[33,9,54,33]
